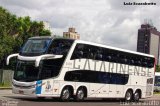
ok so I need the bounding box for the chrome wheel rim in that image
[62,89,70,100]
[77,90,84,100]
[134,92,139,101]
[126,92,131,101]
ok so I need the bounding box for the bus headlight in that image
[30,85,36,88]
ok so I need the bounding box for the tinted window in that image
[71,44,155,68]
[20,39,51,56]
[155,76,160,86]
[64,70,129,85]
[38,58,64,79]
[48,39,73,56]
[71,44,84,59]
[14,61,39,82]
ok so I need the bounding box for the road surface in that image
[0,90,160,106]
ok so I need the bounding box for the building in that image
[137,24,160,64]
[43,21,51,30]
[63,27,80,39]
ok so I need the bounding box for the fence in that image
[0,69,14,86]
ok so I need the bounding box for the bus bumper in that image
[12,85,36,96]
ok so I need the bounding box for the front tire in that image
[125,90,133,102]
[75,88,85,101]
[60,87,71,101]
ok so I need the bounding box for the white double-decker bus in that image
[7,36,155,102]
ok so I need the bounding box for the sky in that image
[0,0,160,52]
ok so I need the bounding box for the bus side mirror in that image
[6,54,18,70]
[6,53,18,71]
[6,53,19,65]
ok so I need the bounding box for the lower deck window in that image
[64,70,129,85]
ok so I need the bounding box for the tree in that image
[28,21,51,36]
[0,6,52,68]
[0,35,16,67]
[156,65,160,72]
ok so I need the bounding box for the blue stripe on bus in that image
[36,80,42,94]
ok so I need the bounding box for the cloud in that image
[0,0,160,52]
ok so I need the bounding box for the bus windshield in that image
[14,58,64,82]
[20,39,74,56]
[14,61,39,82]
[20,39,51,56]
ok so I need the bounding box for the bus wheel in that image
[60,87,71,101]
[125,90,133,102]
[133,91,140,102]
[75,88,85,101]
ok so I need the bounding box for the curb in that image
[0,87,12,90]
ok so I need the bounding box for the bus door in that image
[36,59,63,96]
[89,72,110,98]
[109,84,117,97]
[108,73,127,97]
[95,84,109,98]
[36,79,54,95]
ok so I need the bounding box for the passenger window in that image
[95,48,103,60]
[148,63,154,68]
[83,45,91,59]
[71,44,154,68]
[130,59,134,64]
[89,52,94,59]
[95,53,103,60]
[105,55,112,61]
[98,72,110,84]
[122,58,128,64]
[143,61,147,67]
[110,74,117,84]
[71,44,84,59]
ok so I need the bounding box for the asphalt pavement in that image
[0,90,160,106]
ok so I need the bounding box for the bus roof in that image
[74,39,154,58]
[29,36,75,41]
[27,37,154,58]
[29,36,55,40]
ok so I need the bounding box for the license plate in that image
[19,90,24,94]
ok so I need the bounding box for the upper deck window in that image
[48,39,74,55]
[20,39,51,56]
[71,43,154,68]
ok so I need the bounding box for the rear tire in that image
[75,88,85,101]
[133,91,140,102]
[60,87,71,101]
[125,90,133,102]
